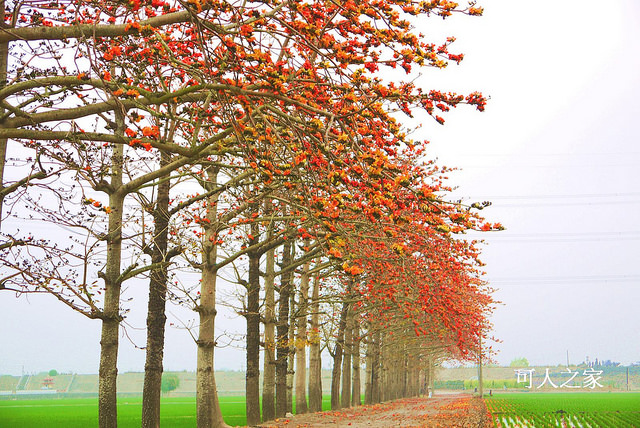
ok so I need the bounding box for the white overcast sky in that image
[1,0,640,375]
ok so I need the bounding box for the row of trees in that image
[0,0,497,427]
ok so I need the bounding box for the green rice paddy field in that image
[4,393,640,427]
[485,392,640,427]
[0,396,333,427]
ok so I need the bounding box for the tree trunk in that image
[141,151,171,428]
[286,286,295,414]
[245,220,261,426]
[401,345,408,398]
[331,289,351,410]
[380,336,387,402]
[98,109,125,428]
[405,353,412,398]
[477,345,484,398]
[340,308,352,408]
[425,357,430,397]
[371,330,381,404]
[196,166,226,428]
[294,252,310,414]
[307,268,322,412]
[429,356,435,396]
[261,218,276,421]
[351,322,361,407]
[364,329,373,405]
[275,239,292,418]
[411,357,420,397]
[425,354,435,397]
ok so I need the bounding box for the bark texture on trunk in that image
[351,322,361,407]
[261,237,276,421]
[275,239,292,418]
[98,111,125,428]
[307,269,322,412]
[364,330,373,405]
[477,344,484,398]
[196,167,225,428]
[294,253,310,414]
[330,292,350,410]
[141,151,171,428]
[340,308,353,408]
[245,220,261,426]
[286,287,295,414]
[98,316,120,428]
[429,355,435,396]
[424,356,431,396]
[380,334,388,402]
[367,329,380,404]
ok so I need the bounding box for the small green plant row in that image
[493,413,640,428]
[486,393,640,428]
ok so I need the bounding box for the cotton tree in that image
[0,3,242,425]
[0,0,498,427]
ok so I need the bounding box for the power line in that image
[489,274,640,285]
[452,192,640,207]
[452,152,640,158]
[462,192,640,200]
[459,163,640,169]
[482,238,640,244]
[491,200,640,207]
[475,231,640,243]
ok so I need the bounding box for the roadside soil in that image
[256,392,492,428]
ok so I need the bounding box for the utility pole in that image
[627,366,629,391]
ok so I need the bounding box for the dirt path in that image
[257,393,491,428]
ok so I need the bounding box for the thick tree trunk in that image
[429,356,435,396]
[261,226,276,421]
[401,345,408,398]
[404,353,412,398]
[98,111,125,428]
[424,357,430,396]
[424,354,434,397]
[351,322,361,407]
[371,330,381,404]
[380,334,392,401]
[364,330,373,405]
[141,151,171,428]
[294,253,310,414]
[411,357,420,397]
[286,287,295,414]
[477,344,484,398]
[380,336,387,402]
[245,220,261,426]
[307,268,322,412]
[98,313,121,428]
[196,167,226,428]
[275,239,292,418]
[330,292,351,410]
[340,309,352,408]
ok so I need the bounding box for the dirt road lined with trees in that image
[259,394,491,428]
